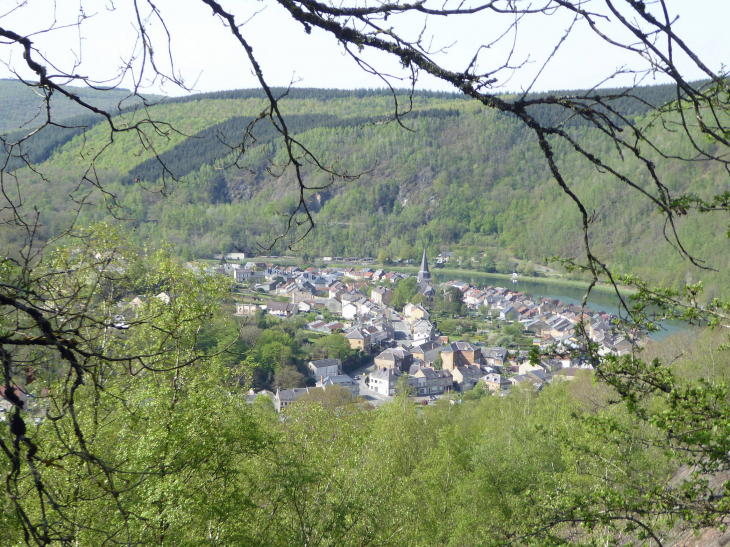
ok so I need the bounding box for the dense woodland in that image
[0,79,160,133]
[2,83,728,299]
[2,0,730,541]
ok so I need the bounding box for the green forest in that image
[1,227,728,546]
[0,79,160,133]
[2,84,729,298]
[3,0,730,542]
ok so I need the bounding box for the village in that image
[197,250,638,413]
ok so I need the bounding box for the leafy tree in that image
[239,324,263,347]
[433,287,468,317]
[250,329,296,386]
[461,382,488,401]
[296,385,363,409]
[391,277,418,311]
[274,365,306,388]
[0,225,269,545]
[496,256,514,274]
[313,333,355,362]
[503,322,524,337]
[479,254,497,273]
[251,393,278,421]
[3,3,730,545]
[398,243,417,262]
[394,373,414,397]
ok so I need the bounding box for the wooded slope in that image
[3,83,728,297]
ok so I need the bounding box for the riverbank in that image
[389,265,635,295]
[211,256,635,295]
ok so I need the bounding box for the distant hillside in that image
[5,82,729,299]
[0,79,161,133]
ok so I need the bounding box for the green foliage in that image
[437,287,468,316]
[251,393,278,420]
[391,276,418,310]
[313,333,356,362]
[5,73,730,547]
[3,230,730,546]
[438,318,476,336]
[0,79,159,132]
[252,330,294,374]
[394,373,414,397]
[8,85,730,298]
[274,365,306,388]
[503,322,524,337]
[0,225,267,545]
[461,381,489,401]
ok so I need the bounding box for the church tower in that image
[417,249,431,283]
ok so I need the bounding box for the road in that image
[351,358,389,406]
[390,310,411,341]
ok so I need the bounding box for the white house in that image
[368,368,404,396]
[412,319,435,342]
[342,301,358,320]
[308,359,342,378]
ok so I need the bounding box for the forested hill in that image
[0,79,163,133]
[5,82,730,298]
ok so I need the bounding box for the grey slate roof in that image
[369,368,403,381]
[309,359,341,370]
[276,387,311,402]
[441,341,478,353]
[410,340,444,353]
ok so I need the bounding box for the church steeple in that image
[417,249,431,283]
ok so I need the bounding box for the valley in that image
[3,83,729,299]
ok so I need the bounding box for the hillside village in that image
[196,251,638,412]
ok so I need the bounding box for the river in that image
[430,271,697,342]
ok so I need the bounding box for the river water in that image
[431,271,696,342]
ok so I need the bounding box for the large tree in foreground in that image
[1,1,730,545]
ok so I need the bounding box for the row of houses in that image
[367,361,562,398]
[222,260,633,362]
[373,340,510,372]
[272,358,361,411]
[232,265,403,330]
[228,264,613,396]
[447,281,638,356]
[232,260,635,359]
[368,339,522,396]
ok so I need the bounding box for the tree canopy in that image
[1,2,730,546]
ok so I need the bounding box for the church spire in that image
[418,248,431,282]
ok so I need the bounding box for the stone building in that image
[440,341,482,371]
